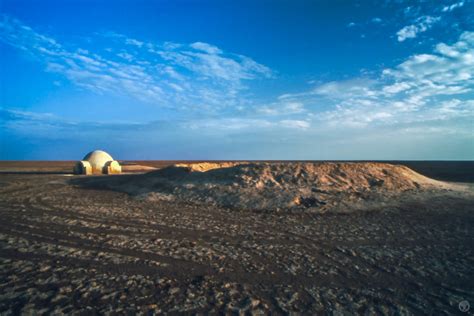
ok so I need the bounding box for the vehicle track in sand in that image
[0,173,473,314]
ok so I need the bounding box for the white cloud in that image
[279,79,377,102]
[433,99,473,119]
[190,42,222,54]
[160,50,269,84]
[383,82,411,94]
[117,52,134,61]
[442,1,465,12]
[396,16,440,42]
[258,101,305,115]
[279,120,310,129]
[125,38,144,47]
[276,32,474,131]
[386,32,474,96]
[0,14,272,110]
[184,118,273,130]
[312,79,377,98]
[1,14,473,157]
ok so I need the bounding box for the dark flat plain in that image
[0,161,473,314]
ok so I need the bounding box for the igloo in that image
[74,150,122,175]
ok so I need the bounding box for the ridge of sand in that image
[121,164,158,173]
[174,162,246,172]
[83,162,457,211]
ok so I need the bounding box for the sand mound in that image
[174,162,245,172]
[121,164,157,173]
[84,162,447,211]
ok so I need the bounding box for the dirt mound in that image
[83,162,448,211]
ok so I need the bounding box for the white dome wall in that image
[74,150,121,175]
[83,150,114,174]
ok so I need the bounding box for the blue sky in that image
[1,0,473,160]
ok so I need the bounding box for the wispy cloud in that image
[0,14,272,110]
[385,32,474,95]
[1,11,473,160]
[396,1,470,43]
[0,108,147,139]
[396,15,440,42]
[1,102,312,140]
[276,31,474,129]
[279,120,310,130]
[257,101,305,116]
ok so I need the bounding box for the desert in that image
[0,161,473,314]
[1,1,474,313]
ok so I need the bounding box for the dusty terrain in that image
[0,161,473,314]
[76,162,453,211]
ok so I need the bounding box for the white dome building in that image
[74,150,122,175]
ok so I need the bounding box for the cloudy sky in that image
[1,0,473,160]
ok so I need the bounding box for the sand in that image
[0,162,473,314]
[78,162,455,212]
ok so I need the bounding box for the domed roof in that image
[83,150,114,169]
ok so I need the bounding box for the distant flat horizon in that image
[1,160,473,183]
[1,159,474,162]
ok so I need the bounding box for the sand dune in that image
[78,162,452,211]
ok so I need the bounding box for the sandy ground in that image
[0,163,473,314]
[75,162,455,212]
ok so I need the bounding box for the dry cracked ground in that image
[0,167,473,314]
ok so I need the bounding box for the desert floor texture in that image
[0,161,473,315]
